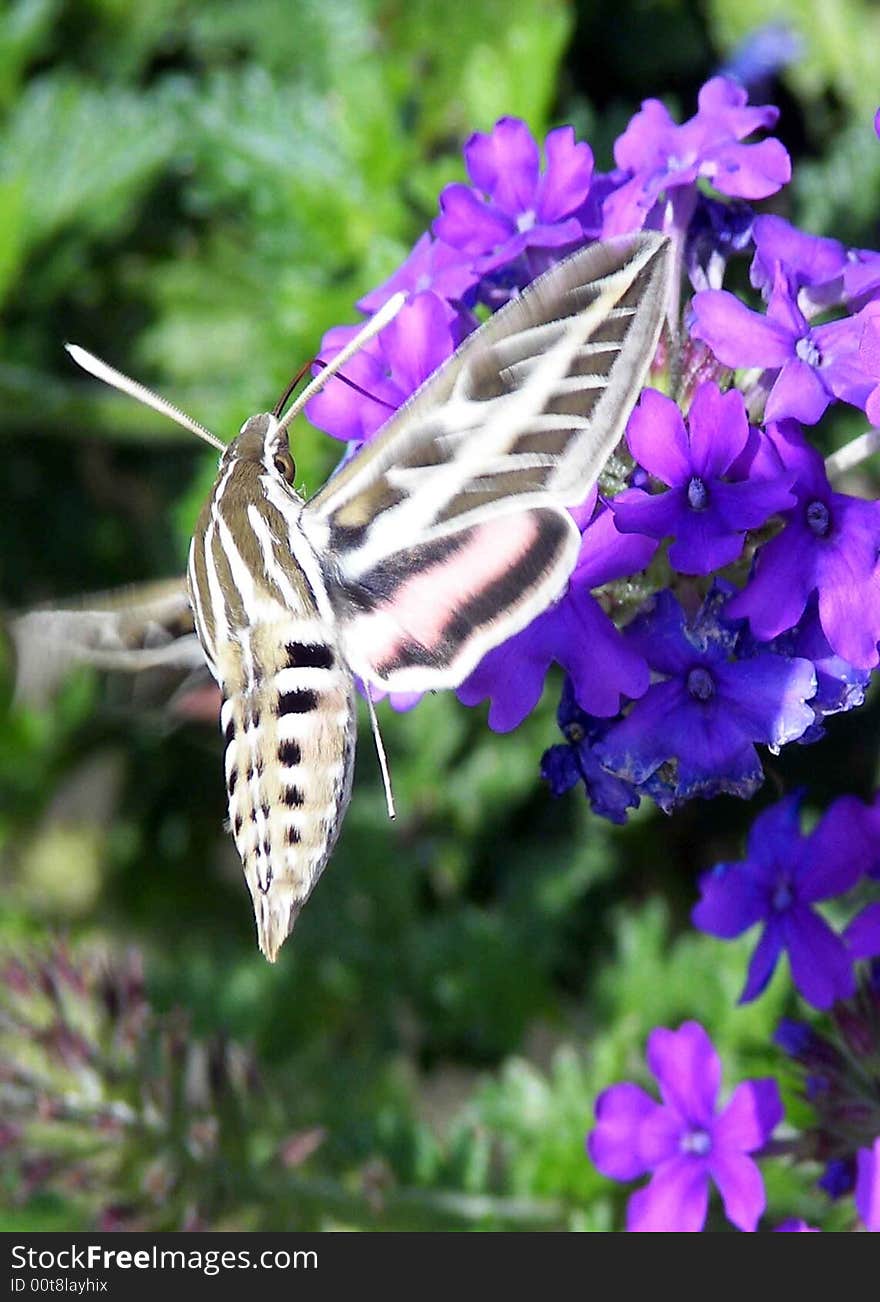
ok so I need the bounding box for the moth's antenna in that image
[275,291,406,438]
[363,683,396,821]
[65,344,226,453]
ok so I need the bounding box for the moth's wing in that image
[301,232,671,692]
[6,577,210,710]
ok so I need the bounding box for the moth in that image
[11,232,671,961]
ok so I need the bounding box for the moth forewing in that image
[301,231,671,697]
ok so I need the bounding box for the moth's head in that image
[223,412,296,486]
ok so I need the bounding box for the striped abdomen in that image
[218,620,355,961]
[186,424,357,961]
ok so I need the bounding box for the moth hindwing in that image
[37,231,671,961]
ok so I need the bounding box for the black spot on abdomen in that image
[286,642,334,670]
[277,688,318,715]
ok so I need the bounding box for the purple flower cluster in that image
[306,83,880,834]
[303,83,880,1232]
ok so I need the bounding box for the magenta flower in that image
[305,291,456,444]
[603,76,790,237]
[587,1021,783,1232]
[433,117,594,273]
[612,382,794,574]
[690,267,880,425]
[726,423,880,669]
[692,793,864,1008]
[856,1138,880,1231]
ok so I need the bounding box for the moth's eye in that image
[273,452,296,483]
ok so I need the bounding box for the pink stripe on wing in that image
[355,514,542,666]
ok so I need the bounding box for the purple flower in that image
[726,423,880,669]
[593,589,816,807]
[587,1021,783,1232]
[433,118,594,274]
[856,1138,880,1230]
[749,214,848,307]
[540,678,641,825]
[774,1218,820,1232]
[603,76,790,237]
[692,793,863,1008]
[690,268,880,425]
[456,501,656,730]
[357,232,479,326]
[612,383,794,574]
[305,292,456,443]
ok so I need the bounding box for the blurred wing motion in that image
[7,578,208,710]
[302,231,671,692]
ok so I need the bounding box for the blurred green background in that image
[1,0,879,1231]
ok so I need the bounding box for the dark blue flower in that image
[692,793,864,1008]
[540,678,641,825]
[593,589,816,807]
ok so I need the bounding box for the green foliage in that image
[2,0,879,1233]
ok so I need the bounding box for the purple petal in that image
[713,1078,784,1153]
[740,921,784,1002]
[706,1149,767,1231]
[625,388,692,484]
[798,797,869,902]
[626,1156,710,1232]
[433,183,514,256]
[611,487,687,545]
[725,527,815,641]
[380,293,454,394]
[587,1082,668,1180]
[572,500,658,588]
[844,902,880,960]
[692,862,767,939]
[751,215,847,297]
[646,1023,720,1126]
[709,476,796,531]
[690,290,795,368]
[686,382,750,478]
[612,97,675,172]
[715,654,816,748]
[464,118,539,214]
[667,510,752,575]
[707,138,791,199]
[783,904,856,1009]
[855,1139,880,1231]
[764,358,832,424]
[535,126,593,222]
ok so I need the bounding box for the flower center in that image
[772,877,794,911]
[680,1128,712,1157]
[687,475,709,511]
[806,499,831,537]
[687,666,716,701]
[565,722,585,744]
[516,209,536,233]
[415,272,432,293]
[796,335,822,367]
